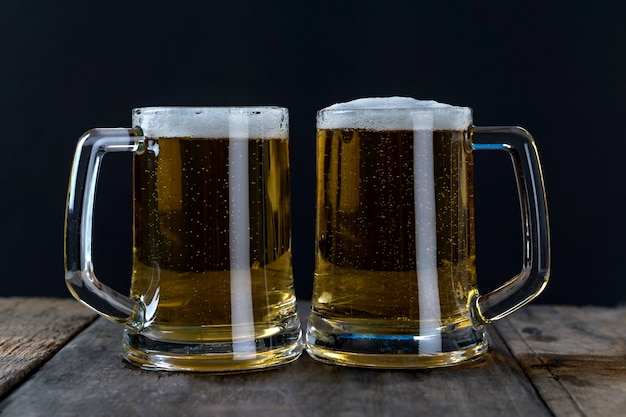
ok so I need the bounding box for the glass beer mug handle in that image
[469,126,551,324]
[65,128,145,328]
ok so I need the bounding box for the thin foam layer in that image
[132,107,289,139]
[317,97,472,131]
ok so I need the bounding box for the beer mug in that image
[306,97,550,368]
[65,107,303,372]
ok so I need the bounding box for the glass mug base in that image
[305,311,488,369]
[122,317,303,373]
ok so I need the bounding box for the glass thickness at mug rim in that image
[132,106,289,139]
[132,105,288,114]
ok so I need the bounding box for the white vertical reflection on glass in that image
[412,111,442,354]
[228,110,256,359]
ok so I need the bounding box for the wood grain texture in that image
[0,297,97,397]
[495,305,626,417]
[0,302,550,417]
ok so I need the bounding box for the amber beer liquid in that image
[124,134,301,370]
[131,136,293,325]
[313,129,475,319]
[307,98,487,368]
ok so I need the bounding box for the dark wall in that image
[1,1,625,305]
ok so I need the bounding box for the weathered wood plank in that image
[495,305,626,417]
[0,297,97,397]
[0,302,550,417]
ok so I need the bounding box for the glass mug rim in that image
[132,105,288,113]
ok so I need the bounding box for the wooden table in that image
[0,298,624,417]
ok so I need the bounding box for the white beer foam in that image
[317,97,472,131]
[133,107,289,139]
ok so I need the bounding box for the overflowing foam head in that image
[132,107,289,139]
[317,97,472,131]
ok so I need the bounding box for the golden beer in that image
[307,98,487,368]
[313,128,476,318]
[125,135,300,370]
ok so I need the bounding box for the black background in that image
[1,1,625,305]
